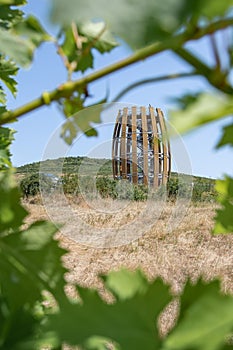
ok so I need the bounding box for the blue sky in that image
[8,0,233,179]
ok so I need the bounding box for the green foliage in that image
[61,173,79,195]
[216,123,233,149]
[0,1,50,114]
[46,271,171,349]
[0,126,14,170]
[0,170,27,232]
[167,174,217,203]
[170,93,233,134]
[0,1,233,350]
[96,176,117,199]
[51,0,233,48]
[0,170,68,349]
[61,103,105,143]
[164,279,233,350]
[0,57,18,97]
[17,158,217,202]
[213,176,233,234]
[56,21,115,134]
[20,172,55,197]
[60,21,117,73]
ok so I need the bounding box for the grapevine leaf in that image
[0,56,18,96]
[170,93,233,134]
[0,105,7,116]
[0,5,23,29]
[13,15,52,47]
[0,85,6,104]
[213,176,233,234]
[216,123,233,148]
[0,27,34,67]
[60,21,117,73]
[0,126,14,170]
[60,119,78,145]
[51,0,233,48]
[164,279,233,350]
[61,102,106,144]
[0,219,68,349]
[46,271,171,349]
[102,269,148,300]
[0,11,51,67]
[197,0,233,18]
[0,220,67,308]
[74,103,103,134]
[60,26,93,73]
[79,21,118,54]
[0,170,27,232]
[61,93,85,118]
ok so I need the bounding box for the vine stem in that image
[0,17,232,126]
[112,71,199,102]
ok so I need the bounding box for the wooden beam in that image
[150,106,159,188]
[141,106,148,186]
[157,108,168,185]
[132,106,138,184]
[120,107,128,179]
[112,110,120,179]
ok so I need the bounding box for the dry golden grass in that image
[24,197,233,337]
[23,198,233,292]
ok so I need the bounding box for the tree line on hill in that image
[18,158,217,203]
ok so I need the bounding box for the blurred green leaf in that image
[13,15,52,47]
[0,86,6,104]
[0,126,14,169]
[74,103,103,133]
[198,0,233,18]
[46,271,171,349]
[0,27,34,67]
[85,335,120,350]
[102,269,148,301]
[0,218,67,349]
[216,123,233,148]
[164,279,233,350]
[61,92,85,118]
[80,21,118,53]
[0,56,18,96]
[170,93,233,134]
[0,170,27,232]
[51,0,233,48]
[213,176,233,234]
[0,9,51,67]
[60,21,117,73]
[61,101,106,144]
[0,5,23,30]
[0,0,26,4]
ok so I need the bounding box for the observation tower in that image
[112,106,171,187]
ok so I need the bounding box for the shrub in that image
[61,173,79,195]
[96,176,117,199]
[20,173,54,197]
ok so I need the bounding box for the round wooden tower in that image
[112,106,171,187]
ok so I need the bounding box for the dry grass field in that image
[24,197,233,336]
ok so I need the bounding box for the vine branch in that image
[0,17,232,126]
[112,71,199,102]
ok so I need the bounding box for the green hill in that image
[16,156,217,202]
[16,156,112,176]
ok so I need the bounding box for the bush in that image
[133,184,148,201]
[96,176,117,199]
[61,173,79,195]
[20,173,54,197]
